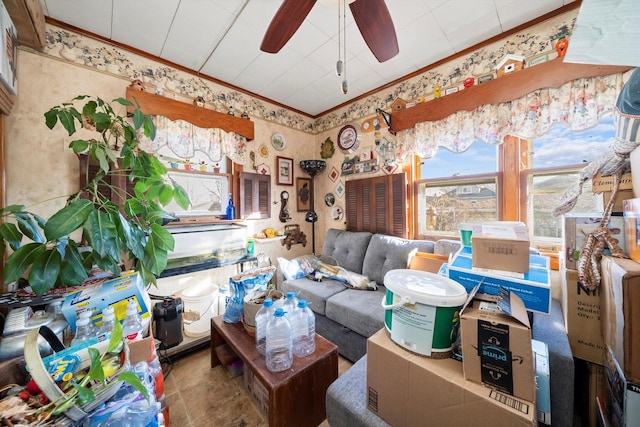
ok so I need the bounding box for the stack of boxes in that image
[561,172,640,426]
[367,222,552,427]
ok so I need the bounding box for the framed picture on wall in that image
[296,177,312,211]
[277,156,294,185]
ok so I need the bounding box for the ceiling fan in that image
[260,0,399,63]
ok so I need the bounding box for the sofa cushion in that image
[321,229,373,274]
[325,287,386,338]
[361,234,435,285]
[434,239,462,257]
[279,277,345,316]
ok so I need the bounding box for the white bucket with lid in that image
[181,282,219,337]
[382,269,467,357]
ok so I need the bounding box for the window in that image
[240,172,271,219]
[414,115,615,246]
[522,115,615,245]
[417,142,499,237]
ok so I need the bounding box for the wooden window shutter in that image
[345,173,406,237]
[240,172,271,219]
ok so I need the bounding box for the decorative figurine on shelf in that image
[193,96,206,107]
[241,111,250,120]
[227,105,235,116]
[556,38,569,57]
[279,191,291,223]
[129,79,146,92]
[199,161,207,171]
[463,77,475,88]
[433,84,441,98]
[225,193,236,220]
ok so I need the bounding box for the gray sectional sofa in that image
[277,228,461,362]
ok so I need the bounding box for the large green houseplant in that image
[0,95,189,296]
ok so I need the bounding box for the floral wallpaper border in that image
[41,10,575,134]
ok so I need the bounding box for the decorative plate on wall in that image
[325,193,335,207]
[271,133,286,151]
[331,206,344,221]
[258,143,269,157]
[337,123,362,153]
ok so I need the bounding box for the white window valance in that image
[396,73,627,159]
[138,115,248,164]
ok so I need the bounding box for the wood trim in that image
[391,58,632,133]
[126,86,254,140]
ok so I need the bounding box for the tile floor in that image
[163,344,353,427]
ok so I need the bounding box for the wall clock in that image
[337,123,362,154]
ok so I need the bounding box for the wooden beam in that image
[126,86,254,141]
[391,58,632,133]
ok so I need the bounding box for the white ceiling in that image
[40,0,577,117]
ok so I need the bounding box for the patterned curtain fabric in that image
[397,73,626,159]
[138,115,248,164]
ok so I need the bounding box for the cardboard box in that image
[448,246,552,314]
[597,190,634,214]
[561,268,605,364]
[563,214,626,270]
[61,272,150,331]
[366,329,536,427]
[532,339,551,425]
[460,290,535,402]
[604,348,640,427]
[600,256,640,383]
[623,198,640,263]
[408,252,449,274]
[472,222,530,273]
[591,173,633,193]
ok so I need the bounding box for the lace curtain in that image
[396,73,627,159]
[137,115,248,164]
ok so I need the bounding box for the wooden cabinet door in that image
[345,173,406,237]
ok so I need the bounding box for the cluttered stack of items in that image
[0,272,168,426]
[365,221,555,427]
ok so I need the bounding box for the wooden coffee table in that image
[210,315,338,427]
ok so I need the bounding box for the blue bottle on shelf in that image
[225,193,235,220]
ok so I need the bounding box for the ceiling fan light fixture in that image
[341,79,349,94]
[336,60,344,76]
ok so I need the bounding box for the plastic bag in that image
[223,266,276,323]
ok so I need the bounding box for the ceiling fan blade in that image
[350,0,399,63]
[260,0,317,53]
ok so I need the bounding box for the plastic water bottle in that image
[291,300,316,358]
[123,300,144,343]
[71,317,93,346]
[282,291,298,315]
[99,307,116,335]
[266,308,292,372]
[79,310,99,336]
[255,298,275,356]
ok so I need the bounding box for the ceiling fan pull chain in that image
[336,0,343,76]
[341,0,349,94]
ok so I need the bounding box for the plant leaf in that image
[59,240,89,286]
[107,321,124,353]
[28,249,62,296]
[118,213,145,260]
[143,234,168,276]
[150,223,174,251]
[56,110,78,136]
[0,204,26,215]
[117,371,150,402]
[69,139,89,153]
[113,97,133,107]
[74,383,95,406]
[15,213,45,243]
[4,243,46,284]
[132,109,144,130]
[172,182,190,210]
[82,100,97,120]
[93,112,111,132]
[83,210,120,260]
[44,199,93,240]
[158,183,173,205]
[143,115,156,141]
[0,222,23,250]
[44,109,58,130]
[87,347,105,383]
